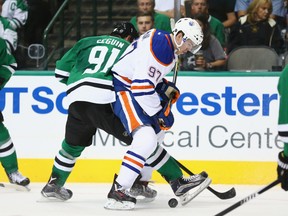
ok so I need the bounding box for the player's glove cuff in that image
[156,103,174,131]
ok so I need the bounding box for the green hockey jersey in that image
[0,37,17,89]
[0,16,17,51]
[278,65,288,154]
[55,35,130,105]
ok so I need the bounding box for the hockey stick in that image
[160,60,180,124]
[172,59,179,84]
[169,60,235,200]
[175,160,236,200]
[167,59,179,107]
[214,179,280,216]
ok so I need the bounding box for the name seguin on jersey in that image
[96,38,125,49]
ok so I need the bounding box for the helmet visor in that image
[184,39,202,54]
[190,44,202,54]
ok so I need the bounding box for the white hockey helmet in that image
[172,18,203,54]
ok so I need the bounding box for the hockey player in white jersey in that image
[1,0,28,30]
[105,18,211,210]
[40,22,210,205]
[0,1,19,52]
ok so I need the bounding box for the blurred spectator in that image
[270,0,287,30]
[181,13,227,71]
[235,0,287,30]
[190,0,226,47]
[154,0,185,18]
[228,0,285,54]
[1,0,28,30]
[234,0,253,18]
[130,0,172,33]
[136,11,154,35]
[207,0,237,28]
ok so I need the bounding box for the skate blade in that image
[39,192,69,202]
[136,196,155,203]
[0,182,30,192]
[36,196,66,203]
[180,177,212,206]
[104,198,135,210]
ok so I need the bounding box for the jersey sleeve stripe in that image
[2,65,15,74]
[12,18,22,28]
[112,72,132,87]
[10,63,17,70]
[55,68,69,78]
[278,124,288,142]
[131,84,154,90]
[165,34,173,49]
[132,90,155,97]
[131,79,155,96]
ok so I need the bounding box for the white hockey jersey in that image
[1,0,28,30]
[112,29,177,117]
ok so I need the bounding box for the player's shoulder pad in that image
[150,30,174,66]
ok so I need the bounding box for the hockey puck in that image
[168,198,178,208]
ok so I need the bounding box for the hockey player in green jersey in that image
[41,22,143,201]
[0,37,30,187]
[41,22,210,206]
[277,64,288,191]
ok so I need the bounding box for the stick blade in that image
[208,186,236,200]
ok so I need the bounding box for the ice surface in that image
[0,183,287,216]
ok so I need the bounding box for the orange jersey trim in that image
[119,91,141,131]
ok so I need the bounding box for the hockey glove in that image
[157,102,174,130]
[277,151,288,191]
[156,78,180,104]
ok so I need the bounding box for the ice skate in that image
[169,171,211,205]
[104,175,136,210]
[41,177,73,201]
[3,170,31,191]
[129,177,157,203]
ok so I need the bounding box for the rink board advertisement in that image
[0,71,282,184]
